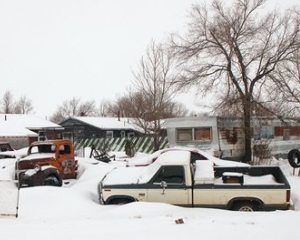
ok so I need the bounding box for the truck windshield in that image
[30,144,56,154]
[138,159,161,183]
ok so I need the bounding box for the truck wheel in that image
[109,198,134,205]
[43,176,62,187]
[288,149,300,168]
[232,202,258,212]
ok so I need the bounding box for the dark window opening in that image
[152,166,185,185]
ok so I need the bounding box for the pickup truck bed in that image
[192,161,290,210]
[194,160,288,186]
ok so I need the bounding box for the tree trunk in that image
[153,119,159,152]
[243,97,252,163]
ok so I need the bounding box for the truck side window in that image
[191,152,208,164]
[37,144,55,153]
[153,166,185,185]
[59,145,71,155]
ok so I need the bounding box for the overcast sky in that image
[0,0,299,118]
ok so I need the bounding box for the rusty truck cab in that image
[26,139,77,179]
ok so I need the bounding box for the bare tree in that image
[98,99,111,117]
[1,91,34,114]
[131,39,183,150]
[105,94,135,118]
[14,96,34,114]
[93,40,186,150]
[77,100,97,116]
[107,91,187,135]
[170,0,300,162]
[50,97,97,123]
[106,91,152,133]
[1,90,15,113]
[267,50,300,117]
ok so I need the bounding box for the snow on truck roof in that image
[155,150,191,166]
[103,151,194,186]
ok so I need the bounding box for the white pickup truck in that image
[98,150,291,211]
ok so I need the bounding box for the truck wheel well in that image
[106,195,136,205]
[43,174,62,187]
[229,198,263,211]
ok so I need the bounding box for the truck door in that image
[57,144,75,179]
[147,166,190,205]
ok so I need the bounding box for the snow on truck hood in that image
[102,159,161,185]
[20,153,55,161]
[102,167,146,185]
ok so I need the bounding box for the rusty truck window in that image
[59,145,71,155]
[40,144,55,153]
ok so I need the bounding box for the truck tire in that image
[288,149,300,168]
[232,201,258,212]
[43,175,62,187]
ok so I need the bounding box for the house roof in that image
[0,114,63,130]
[63,116,144,133]
[0,121,38,137]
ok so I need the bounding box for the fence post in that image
[0,180,20,218]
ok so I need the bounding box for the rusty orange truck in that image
[15,139,77,187]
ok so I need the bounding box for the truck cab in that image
[16,139,77,187]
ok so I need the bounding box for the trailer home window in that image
[176,129,192,141]
[194,128,211,141]
[254,126,274,140]
[283,129,290,141]
[176,128,211,142]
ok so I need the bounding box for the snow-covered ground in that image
[0,154,300,240]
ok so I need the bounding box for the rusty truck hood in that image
[20,153,55,161]
[17,153,55,170]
